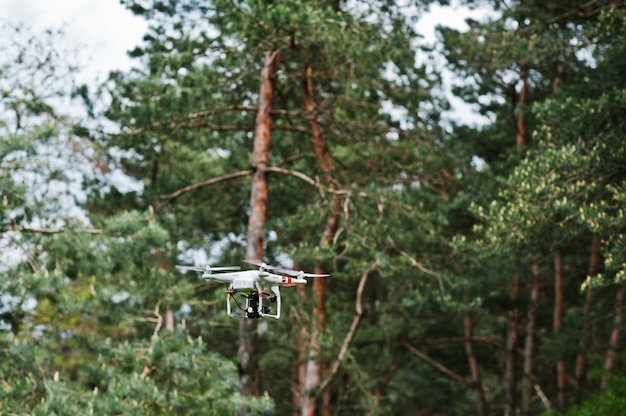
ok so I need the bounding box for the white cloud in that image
[2,0,148,84]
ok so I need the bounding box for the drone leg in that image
[268,285,280,319]
[227,287,235,317]
[255,282,264,318]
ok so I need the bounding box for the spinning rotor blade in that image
[209,266,241,271]
[176,265,205,272]
[243,259,279,270]
[275,268,330,278]
[176,265,240,273]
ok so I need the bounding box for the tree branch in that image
[542,0,621,26]
[265,166,318,187]
[319,261,377,391]
[158,170,252,203]
[147,300,163,355]
[402,341,470,386]
[412,335,505,351]
[117,105,305,137]
[10,227,102,234]
[157,166,350,211]
[386,235,439,277]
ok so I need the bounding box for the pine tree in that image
[446,2,626,413]
[96,1,469,414]
[0,22,272,414]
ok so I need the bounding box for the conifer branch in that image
[319,260,378,391]
[10,227,103,234]
[156,170,252,210]
[157,166,350,211]
[116,105,304,136]
[412,336,505,350]
[265,166,318,187]
[148,300,163,354]
[386,235,439,277]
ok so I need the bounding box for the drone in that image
[176,260,329,319]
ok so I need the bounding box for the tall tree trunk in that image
[551,60,568,97]
[300,59,341,416]
[516,62,529,152]
[521,258,540,415]
[238,50,281,413]
[156,247,175,331]
[504,277,520,416]
[601,284,626,390]
[504,61,529,416]
[575,235,600,401]
[465,311,487,416]
[554,251,567,412]
[301,196,340,416]
[293,284,308,416]
[370,358,402,414]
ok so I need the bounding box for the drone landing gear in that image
[226,286,281,319]
[245,294,272,319]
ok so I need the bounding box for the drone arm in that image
[264,273,307,286]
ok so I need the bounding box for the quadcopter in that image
[176,260,329,319]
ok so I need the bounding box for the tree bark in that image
[574,235,600,401]
[521,258,540,415]
[293,284,308,416]
[238,50,281,413]
[516,62,529,152]
[371,358,402,413]
[156,247,175,332]
[554,251,567,413]
[601,284,626,390]
[504,276,520,416]
[300,59,341,416]
[465,311,487,416]
[505,60,528,415]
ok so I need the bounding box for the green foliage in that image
[542,372,626,416]
[1,328,273,415]
[0,19,268,413]
[4,1,626,415]
[465,7,626,286]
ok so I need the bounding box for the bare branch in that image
[402,341,470,386]
[373,358,402,405]
[147,300,163,355]
[534,383,552,411]
[159,170,251,202]
[266,166,318,187]
[319,261,377,391]
[173,122,254,132]
[386,235,439,277]
[13,227,103,234]
[157,165,351,211]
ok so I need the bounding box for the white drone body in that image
[176,260,329,319]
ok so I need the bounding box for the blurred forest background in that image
[2,0,626,415]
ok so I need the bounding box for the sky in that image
[0,0,492,268]
[2,0,494,126]
[2,0,149,85]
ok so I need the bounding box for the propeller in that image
[243,259,280,272]
[275,268,330,278]
[176,265,241,273]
